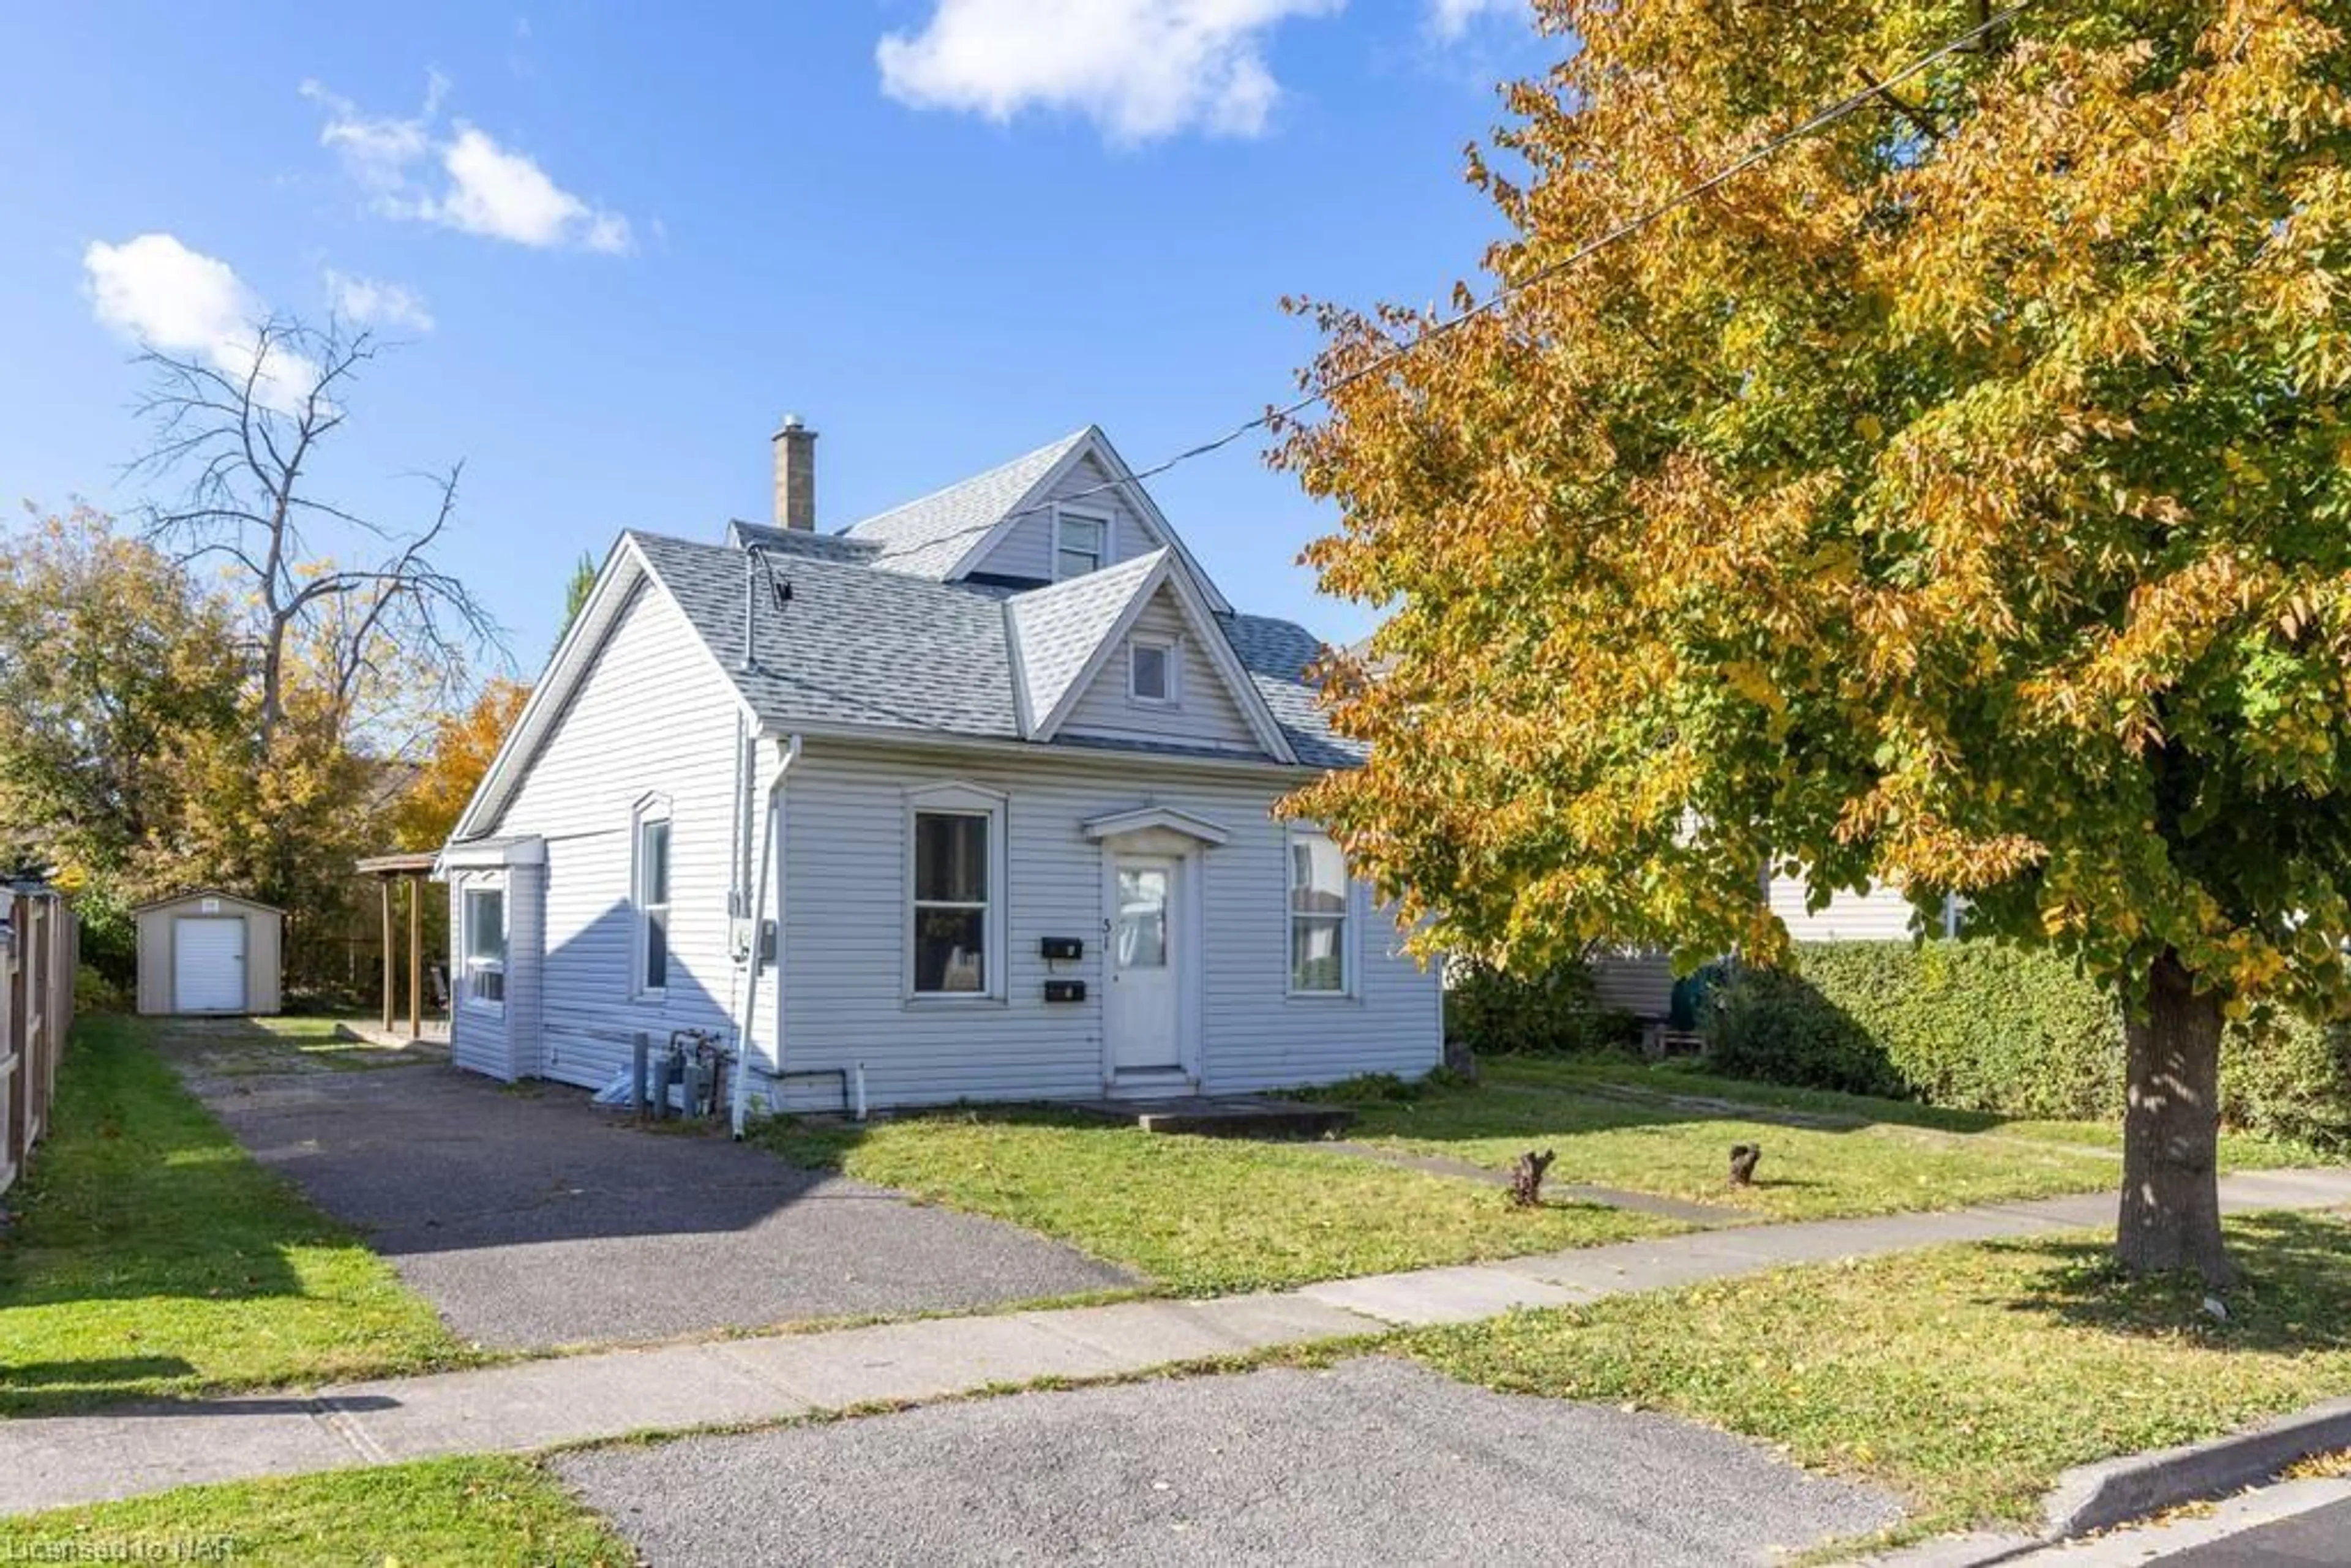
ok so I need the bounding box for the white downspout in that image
[730,732,801,1138]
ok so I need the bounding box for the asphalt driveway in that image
[557,1357,1905,1565]
[163,1022,1131,1350]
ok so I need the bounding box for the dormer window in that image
[1130,636,1177,705]
[1055,508,1109,580]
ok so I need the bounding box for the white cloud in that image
[1428,0,1515,40]
[877,0,1342,144]
[83,233,319,408]
[325,269,434,332]
[302,75,631,253]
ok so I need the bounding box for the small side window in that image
[636,807,672,994]
[1130,637,1177,705]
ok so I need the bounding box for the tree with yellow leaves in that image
[392,678,531,851]
[1283,0,2351,1283]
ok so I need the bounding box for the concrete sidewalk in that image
[5,1166,2347,1518]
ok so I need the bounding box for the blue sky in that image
[0,2,1555,667]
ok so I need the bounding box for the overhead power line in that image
[871,1,2028,558]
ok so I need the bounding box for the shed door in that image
[173,916,246,1013]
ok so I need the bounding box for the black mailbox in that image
[1041,936,1085,962]
[1044,980,1087,1003]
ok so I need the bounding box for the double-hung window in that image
[912,809,992,996]
[1287,830,1351,996]
[636,807,672,994]
[1055,508,1108,580]
[463,885,506,1009]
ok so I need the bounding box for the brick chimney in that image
[771,415,817,531]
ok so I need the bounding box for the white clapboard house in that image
[438,421,1441,1121]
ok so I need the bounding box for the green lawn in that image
[1493,1056,2330,1171]
[0,1013,474,1415]
[1403,1209,2351,1543]
[758,1108,1679,1293]
[0,1457,632,1567]
[1343,1059,2129,1221]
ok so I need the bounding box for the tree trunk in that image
[2117,948,2235,1287]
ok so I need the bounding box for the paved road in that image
[2009,1479,2351,1565]
[558,1357,1905,1566]
[166,1030,1131,1349]
[2158,1496,2351,1564]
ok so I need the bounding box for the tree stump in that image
[1509,1149,1556,1207]
[1728,1143,1762,1187]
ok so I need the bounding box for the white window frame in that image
[1286,827,1355,999]
[462,880,507,1015]
[1052,506,1112,581]
[904,782,1008,1004]
[633,795,673,999]
[1128,634,1179,707]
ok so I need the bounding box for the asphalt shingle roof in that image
[838,430,1091,581]
[724,521,884,562]
[628,532,1016,739]
[1221,612,1367,769]
[618,486,1359,770]
[1003,551,1164,729]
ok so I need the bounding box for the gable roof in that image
[1002,551,1165,735]
[841,430,1091,580]
[451,432,1357,841]
[839,427,1233,615]
[1005,552,1295,759]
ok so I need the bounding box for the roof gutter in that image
[749,718,1338,779]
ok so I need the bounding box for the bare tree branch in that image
[126,313,509,763]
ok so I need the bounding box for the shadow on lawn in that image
[1993,1212,2351,1353]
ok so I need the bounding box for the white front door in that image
[1106,855,1181,1073]
[173,916,246,1013]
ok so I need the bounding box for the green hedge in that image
[1444,959,1643,1056]
[1703,940,2351,1152]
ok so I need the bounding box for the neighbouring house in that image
[1589,880,1962,1023]
[438,421,1442,1119]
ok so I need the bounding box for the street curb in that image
[1854,1396,2351,1565]
[2042,1394,2351,1537]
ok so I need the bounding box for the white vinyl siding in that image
[474,581,752,1089]
[967,452,1169,583]
[770,745,1441,1110]
[1768,874,1924,942]
[1059,591,1262,752]
[449,864,542,1081]
[1588,950,1677,1019]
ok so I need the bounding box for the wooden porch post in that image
[408,876,423,1040]
[380,877,395,1032]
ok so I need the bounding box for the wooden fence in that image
[2,884,77,1197]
